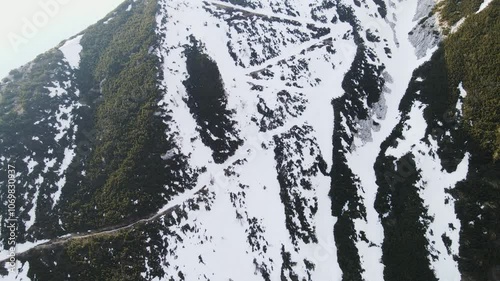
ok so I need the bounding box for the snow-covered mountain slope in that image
[0,0,498,280]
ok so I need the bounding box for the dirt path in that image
[0,0,340,266]
[0,186,208,264]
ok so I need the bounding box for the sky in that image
[0,0,125,78]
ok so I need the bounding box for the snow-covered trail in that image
[204,0,347,77]
[245,36,334,76]
[0,96,316,265]
[207,0,332,28]
[242,30,348,76]
[0,186,208,266]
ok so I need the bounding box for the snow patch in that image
[23,157,38,175]
[386,101,467,281]
[45,81,68,98]
[450,17,466,33]
[0,240,49,262]
[59,35,83,69]
[456,82,467,116]
[25,175,44,230]
[477,0,494,13]
[103,17,114,24]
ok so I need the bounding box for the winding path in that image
[1,0,341,266]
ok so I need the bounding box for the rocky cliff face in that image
[0,0,497,280]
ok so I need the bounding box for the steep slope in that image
[438,1,500,280]
[0,0,497,280]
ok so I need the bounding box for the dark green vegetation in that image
[280,246,313,281]
[0,0,496,280]
[329,100,365,281]
[375,154,437,281]
[254,90,307,132]
[24,230,148,281]
[444,0,500,161]
[436,0,483,27]
[58,0,194,231]
[0,50,72,243]
[2,180,213,280]
[0,0,198,240]
[183,42,243,163]
[453,158,500,281]
[374,0,500,277]
[329,3,386,281]
[60,0,201,233]
[440,3,500,280]
[373,47,457,281]
[273,125,321,246]
[14,192,211,280]
[371,0,387,18]
[399,47,467,173]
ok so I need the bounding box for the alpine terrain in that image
[0,0,498,280]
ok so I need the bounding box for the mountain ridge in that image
[0,0,498,280]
